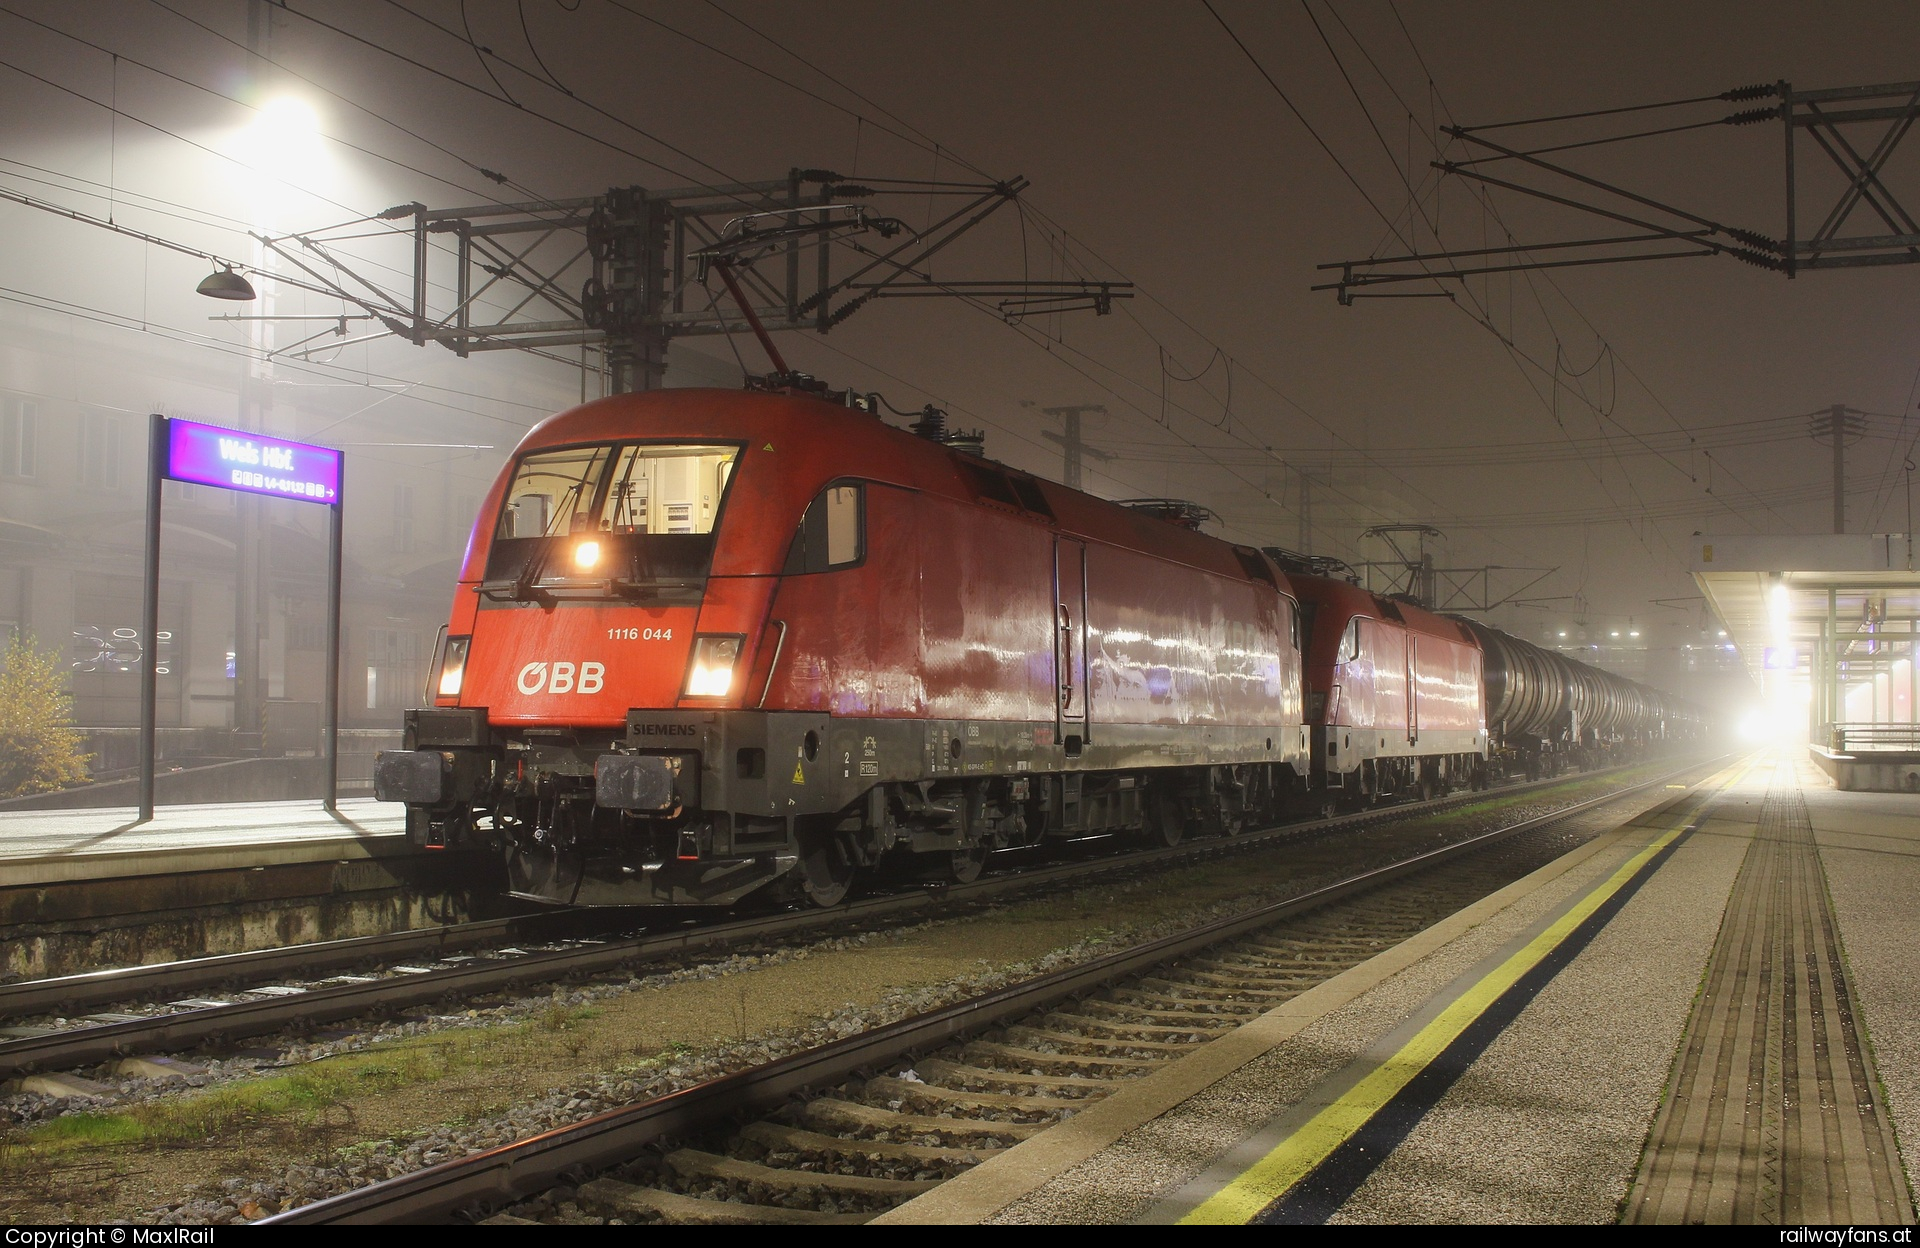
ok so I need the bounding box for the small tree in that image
[0,633,91,797]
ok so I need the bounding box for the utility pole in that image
[1040,404,1111,489]
[1810,405,1867,533]
[1295,466,1328,553]
[233,0,277,747]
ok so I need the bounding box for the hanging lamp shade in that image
[195,266,257,301]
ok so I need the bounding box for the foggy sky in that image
[4,0,1919,652]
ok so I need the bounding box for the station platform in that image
[0,798,407,889]
[881,750,1920,1225]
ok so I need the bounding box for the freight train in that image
[373,381,1698,908]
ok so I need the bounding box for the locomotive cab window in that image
[785,483,865,574]
[497,443,738,540]
[483,441,742,604]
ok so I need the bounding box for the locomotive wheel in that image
[1147,788,1185,848]
[949,845,988,884]
[796,832,856,908]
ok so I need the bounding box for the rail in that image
[0,760,1706,1079]
[262,759,1726,1224]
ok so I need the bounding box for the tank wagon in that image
[1454,617,1697,779]
[375,385,1310,908]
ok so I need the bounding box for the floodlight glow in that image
[241,95,326,191]
[1769,579,1791,645]
[573,540,601,570]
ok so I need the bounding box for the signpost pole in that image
[152,417,344,814]
[139,413,166,823]
[323,459,344,813]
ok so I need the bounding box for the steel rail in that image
[0,760,1698,1079]
[0,915,552,1021]
[262,762,1722,1224]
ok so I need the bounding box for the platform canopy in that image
[1692,533,1920,742]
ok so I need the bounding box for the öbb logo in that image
[516,661,606,695]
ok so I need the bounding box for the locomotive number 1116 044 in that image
[607,627,673,641]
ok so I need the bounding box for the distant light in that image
[1718,629,1727,637]
[1768,578,1791,645]
[195,266,256,300]
[1610,630,1620,638]
[1629,630,1640,638]
[1558,631,1567,638]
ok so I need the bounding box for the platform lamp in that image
[194,265,257,301]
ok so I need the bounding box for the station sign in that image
[165,417,341,503]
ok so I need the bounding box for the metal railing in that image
[1828,722,1920,752]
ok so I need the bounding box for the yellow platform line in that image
[1180,759,1756,1225]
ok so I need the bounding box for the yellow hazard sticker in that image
[764,442,775,451]
[791,761,805,784]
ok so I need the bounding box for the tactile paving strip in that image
[1623,766,1913,1224]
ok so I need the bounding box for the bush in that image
[0,633,91,797]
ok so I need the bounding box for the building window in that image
[80,412,122,489]
[1,398,37,479]
[367,627,421,711]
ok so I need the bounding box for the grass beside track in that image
[11,1004,615,1157]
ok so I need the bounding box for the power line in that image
[1301,2,1771,554]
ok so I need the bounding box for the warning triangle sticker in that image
[791,761,806,784]
[764,442,775,451]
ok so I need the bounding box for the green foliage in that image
[0,633,90,797]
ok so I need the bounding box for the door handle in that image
[1058,604,1074,708]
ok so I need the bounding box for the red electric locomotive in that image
[376,384,1310,907]
[1284,573,1488,803]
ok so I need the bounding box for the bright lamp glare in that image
[573,540,601,570]
[436,637,469,699]
[259,96,319,137]
[242,96,325,183]
[684,636,742,697]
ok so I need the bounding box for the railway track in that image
[0,761,1694,1086]
[259,757,1726,1224]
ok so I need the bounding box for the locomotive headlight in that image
[573,539,601,571]
[436,636,471,699]
[684,634,744,698]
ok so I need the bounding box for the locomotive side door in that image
[1407,634,1419,746]
[1054,537,1089,751]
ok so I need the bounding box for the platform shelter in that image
[1693,533,1920,790]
